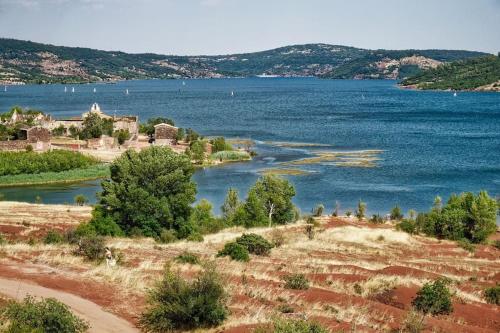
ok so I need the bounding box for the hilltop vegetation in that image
[401,55,500,91]
[0,38,487,83]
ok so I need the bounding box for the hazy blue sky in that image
[0,0,499,55]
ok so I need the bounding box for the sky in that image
[0,0,499,55]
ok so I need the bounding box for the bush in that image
[283,274,309,290]
[158,229,178,244]
[412,279,453,316]
[75,207,124,237]
[217,242,250,262]
[175,251,200,265]
[186,232,204,242]
[401,310,425,333]
[397,219,416,234]
[0,295,88,333]
[493,240,500,250]
[370,214,384,224]
[73,236,106,261]
[390,205,404,220]
[258,317,329,333]
[235,233,273,256]
[0,233,6,245]
[483,285,500,305]
[276,304,295,314]
[140,264,227,332]
[74,194,88,206]
[44,230,64,244]
[345,210,352,217]
[312,204,324,217]
[457,239,475,253]
[270,228,285,247]
[356,200,366,220]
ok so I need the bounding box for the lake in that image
[1,78,499,217]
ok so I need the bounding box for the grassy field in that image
[0,164,110,187]
[210,150,251,162]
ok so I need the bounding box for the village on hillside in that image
[0,103,252,163]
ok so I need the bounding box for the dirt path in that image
[0,277,139,333]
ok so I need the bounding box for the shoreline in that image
[0,164,109,188]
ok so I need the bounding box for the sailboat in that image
[64,86,67,93]
[71,87,75,93]
[3,86,6,92]
[231,91,234,97]
[453,92,457,97]
[182,81,186,86]
[126,89,129,95]
[93,88,96,93]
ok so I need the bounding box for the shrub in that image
[270,228,285,247]
[483,286,500,305]
[412,279,453,315]
[312,204,324,217]
[345,210,352,217]
[44,230,64,244]
[0,295,88,333]
[140,264,227,332]
[259,317,329,333]
[25,144,33,152]
[186,232,204,242]
[0,232,6,245]
[397,219,416,234]
[217,242,250,262]
[370,214,384,224]
[175,251,200,265]
[457,239,475,253]
[75,207,124,237]
[401,310,425,333]
[73,236,106,261]
[158,229,177,244]
[74,194,88,206]
[235,233,273,256]
[283,274,309,290]
[356,200,366,220]
[304,225,315,240]
[276,304,295,314]
[390,205,404,220]
[493,240,500,250]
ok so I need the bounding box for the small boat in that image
[3,86,6,92]
[64,86,67,93]
[126,89,129,95]
[182,81,186,86]
[71,87,75,93]
[453,92,457,97]
[93,88,96,93]
[231,91,234,97]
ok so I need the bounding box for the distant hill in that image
[0,38,489,84]
[400,55,500,91]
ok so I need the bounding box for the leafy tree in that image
[114,129,131,145]
[98,146,196,238]
[356,200,366,220]
[247,175,296,227]
[210,137,232,153]
[81,112,103,139]
[175,128,185,142]
[312,204,324,217]
[189,199,225,234]
[221,188,240,221]
[52,124,65,136]
[74,194,88,206]
[390,205,403,220]
[185,128,201,143]
[0,296,89,333]
[412,279,453,316]
[190,140,206,164]
[140,264,227,332]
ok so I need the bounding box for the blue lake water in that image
[1,78,499,217]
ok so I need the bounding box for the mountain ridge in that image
[0,38,489,84]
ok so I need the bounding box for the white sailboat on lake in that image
[64,86,67,93]
[231,90,234,97]
[3,86,6,92]
[126,89,129,95]
[93,87,96,93]
[453,92,457,97]
[71,87,75,93]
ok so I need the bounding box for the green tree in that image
[356,200,366,220]
[98,146,196,238]
[140,117,175,136]
[81,112,103,139]
[74,194,88,206]
[390,205,403,220]
[248,175,296,227]
[221,188,240,221]
[190,140,206,164]
[210,137,232,153]
[412,279,453,316]
[114,129,131,145]
[189,199,224,234]
[175,128,185,143]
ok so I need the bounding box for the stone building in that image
[154,123,178,146]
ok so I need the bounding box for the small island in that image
[400,54,500,92]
